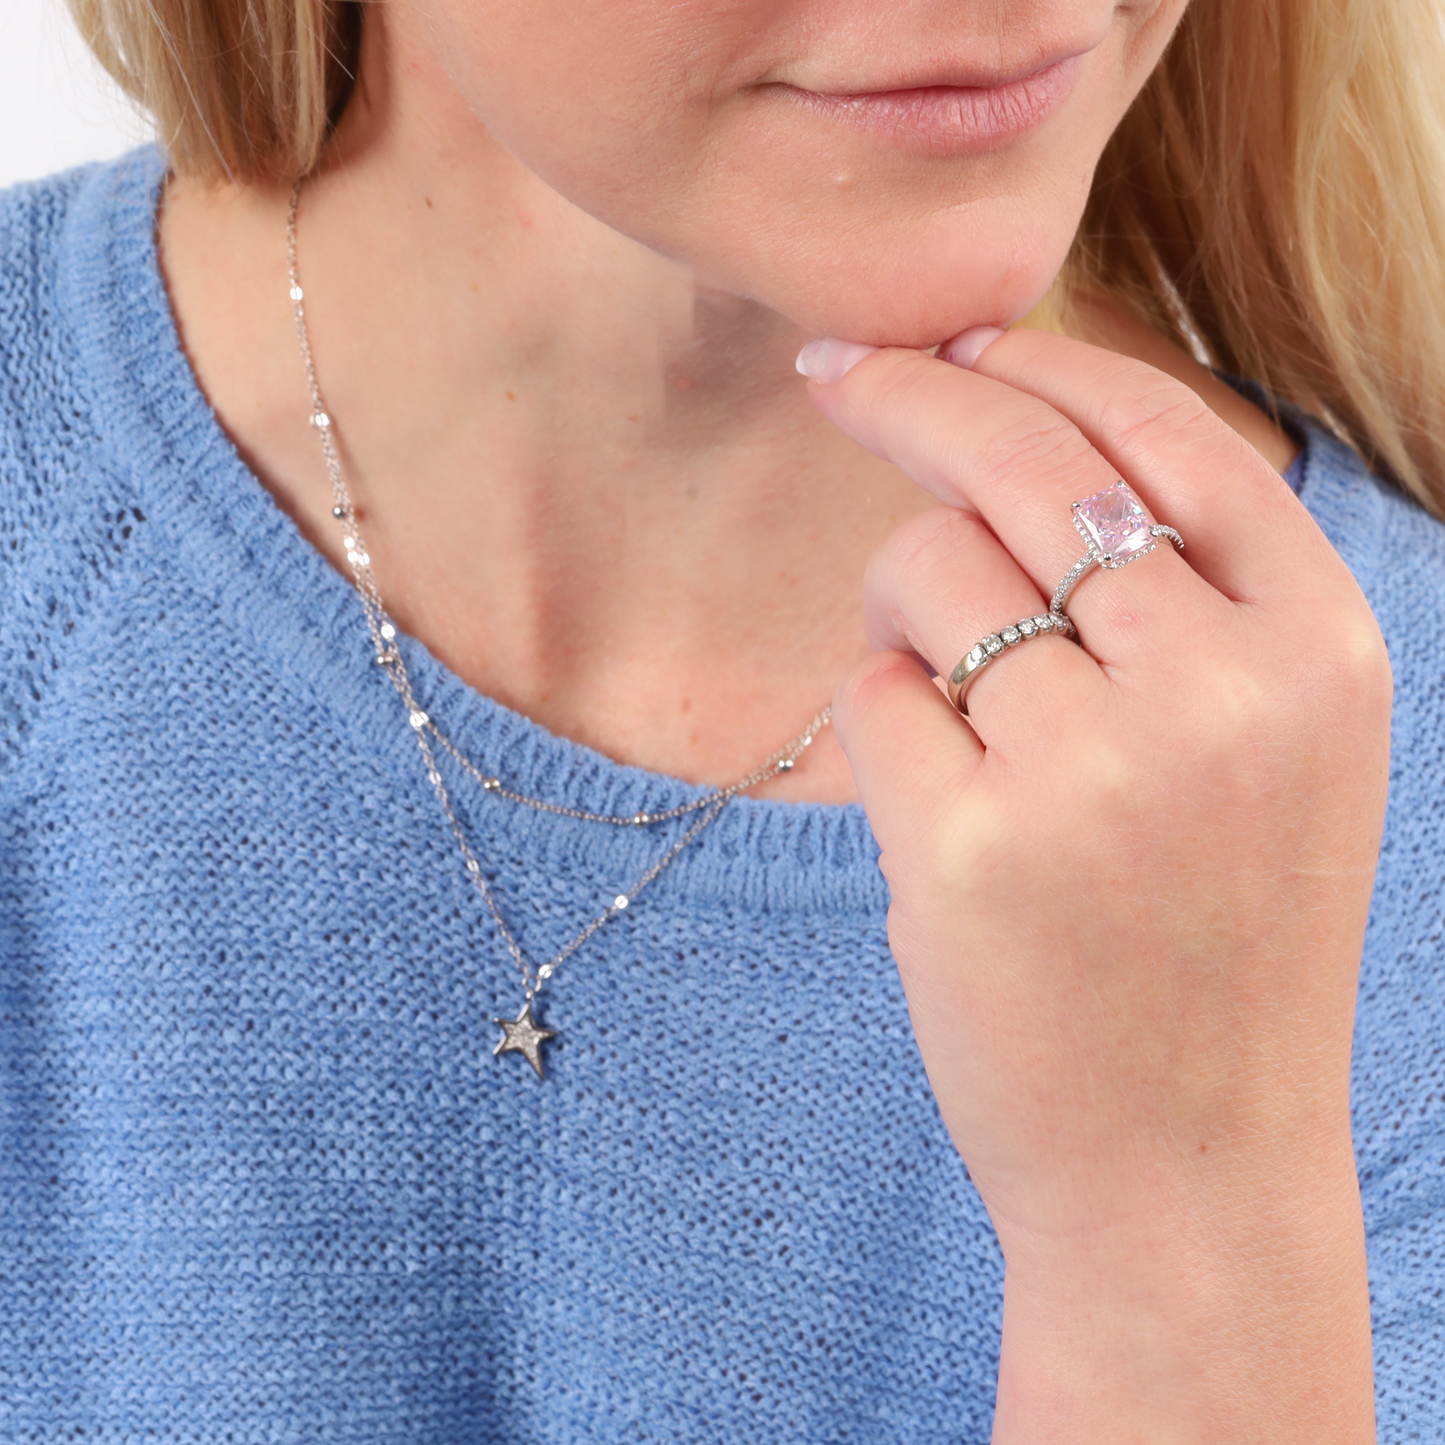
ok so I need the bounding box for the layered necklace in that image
[285,183,832,1080]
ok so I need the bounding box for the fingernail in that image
[941,326,1005,369]
[795,338,878,383]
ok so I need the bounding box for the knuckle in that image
[865,508,984,648]
[833,649,917,722]
[1103,375,1215,452]
[970,406,1092,485]
[1282,594,1392,694]
[866,349,947,424]
[1298,616,1393,715]
[888,787,1009,903]
[861,508,988,632]
[883,505,978,578]
[1192,659,1277,744]
[1144,669,1290,816]
[1171,609,1392,782]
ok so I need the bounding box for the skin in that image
[160,0,1387,1435]
[814,333,1385,1440]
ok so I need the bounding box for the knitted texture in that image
[1,150,1443,1442]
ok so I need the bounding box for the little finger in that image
[831,649,983,854]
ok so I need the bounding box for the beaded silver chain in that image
[285,182,832,1079]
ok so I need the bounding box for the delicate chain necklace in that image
[285,182,832,1080]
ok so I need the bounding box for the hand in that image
[804,329,1389,1442]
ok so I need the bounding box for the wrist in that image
[989,1144,1374,1444]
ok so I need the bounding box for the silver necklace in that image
[285,182,832,1080]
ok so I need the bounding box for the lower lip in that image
[790,60,1078,156]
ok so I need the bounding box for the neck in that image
[157,5,1294,804]
[161,4,930,803]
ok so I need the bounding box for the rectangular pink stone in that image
[1073,481,1154,563]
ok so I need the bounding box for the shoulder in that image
[1295,415,1445,620]
[0,152,156,402]
[0,148,164,490]
[0,162,97,481]
[0,150,164,775]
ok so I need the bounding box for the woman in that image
[3,0,1443,1435]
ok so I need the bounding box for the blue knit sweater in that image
[2,149,1444,1442]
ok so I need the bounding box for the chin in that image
[771,264,1061,351]
[493,99,1093,349]
[614,167,1090,349]
[707,219,1076,350]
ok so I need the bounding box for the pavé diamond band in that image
[947,611,1080,714]
[1050,479,1185,616]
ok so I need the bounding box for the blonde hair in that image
[70,0,1445,514]
[1068,0,1445,514]
[71,0,360,183]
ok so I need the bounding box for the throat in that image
[157,87,932,802]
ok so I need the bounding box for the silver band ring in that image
[1049,480,1185,616]
[947,611,1079,715]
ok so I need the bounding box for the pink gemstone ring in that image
[1049,480,1184,616]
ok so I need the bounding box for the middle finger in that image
[811,348,1231,659]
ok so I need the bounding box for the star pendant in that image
[492,1000,558,1081]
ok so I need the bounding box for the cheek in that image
[414,0,729,182]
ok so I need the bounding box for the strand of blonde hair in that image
[67,0,1445,514]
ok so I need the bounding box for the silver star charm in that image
[492,1000,558,1080]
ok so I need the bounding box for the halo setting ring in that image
[1050,480,1185,616]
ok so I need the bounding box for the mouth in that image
[781,57,1081,156]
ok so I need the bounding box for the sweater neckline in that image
[58,148,887,914]
[57,148,1340,917]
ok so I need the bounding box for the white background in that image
[0,0,152,189]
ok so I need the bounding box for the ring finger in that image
[865,504,1106,746]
